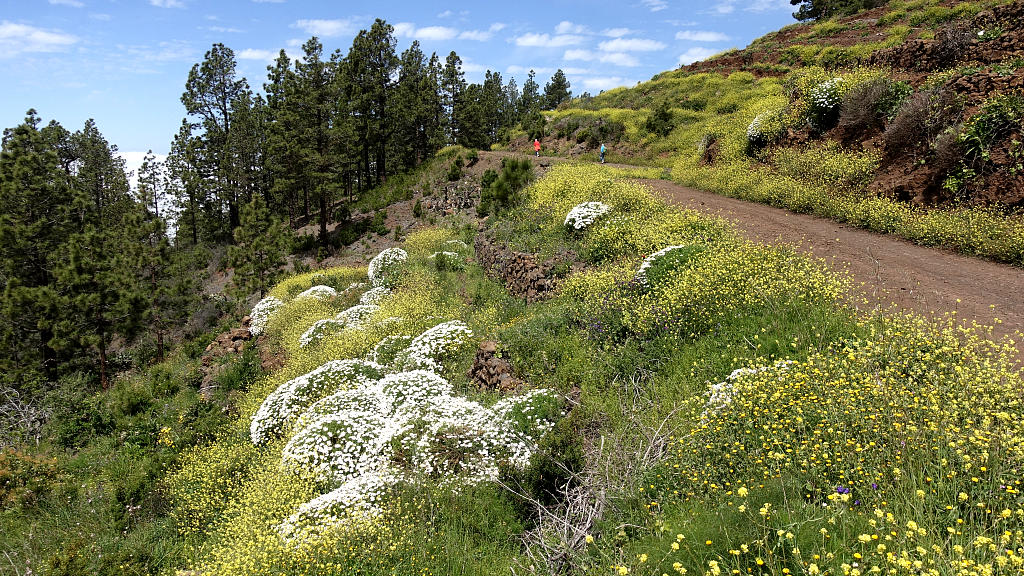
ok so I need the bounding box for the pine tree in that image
[441,51,466,145]
[53,120,147,388]
[229,195,289,298]
[293,37,343,249]
[181,43,251,237]
[543,69,572,110]
[0,111,75,386]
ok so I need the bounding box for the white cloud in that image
[0,21,77,58]
[90,13,111,20]
[581,76,632,91]
[675,30,730,42]
[746,0,791,10]
[238,48,277,61]
[437,9,453,18]
[207,26,243,33]
[150,0,184,7]
[641,0,668,11]
[49,0,85,7]
[678,46,719,65]
[394,23,460,41]
[601,52,641,66]
[601,27,633,37]
[291,18,360,37]
[564,49,640,67]
[710,1,736,13]
[563,49,592,61]
[513,33,584,48]
[413,26,458,41]
[554,21,588,35]
[392,22,415,37]
[598,38,665,52]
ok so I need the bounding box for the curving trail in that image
[642,177,1024,346]
[481,151,1024,348]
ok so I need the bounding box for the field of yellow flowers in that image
[167,163,1021,576]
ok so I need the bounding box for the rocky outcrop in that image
[468,340,523,393]
[199,318,253,399]
[474,234,557,303]
[870,3,1024,72]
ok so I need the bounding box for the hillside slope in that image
[537,0,1024,266]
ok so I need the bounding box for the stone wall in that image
[474,234,557,303]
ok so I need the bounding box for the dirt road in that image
[485,151,1024,345]
[640,178,1024,345]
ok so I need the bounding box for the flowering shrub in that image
[367,248,407,288]
[704,360,795,416]
[276,472,394,540]
[249,296,283,336]
[745,108,785,151]
[277,367,560,536]
[358,286,390,306]
[564,201,612,231]
[807,76,845,130]
[428,251,465,271]
[634,245,691,287]
[298,318,346,348]
[390,320,474,372]
[282,409,391,484]
[333,304,379,329]
[365,334,414,366]
[249,359,385,445]
[294,285,338,301]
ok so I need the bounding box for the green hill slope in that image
[542,0,1024,265]
[162,160,1023,575]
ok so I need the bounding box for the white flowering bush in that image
[391,320,474,372]
[249,359,385,444]
[294,285,338,301]
[635,245,689,286]
[378,370,453,407]
[249,296,284,336]
[704,360,795,417]
[564,201,612,231]
[276,366,561,538]
[367,248,408,288]
[299,319,345,348]
[365,334,414,366]
[746,108,785,151]
[282,409,392,484]
[358,286,391,306]
[334,304,379,329]
[277,472,394,540]
[807,77,845,130]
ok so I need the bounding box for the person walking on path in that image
[533,138,541,157]
[600,143,606,163]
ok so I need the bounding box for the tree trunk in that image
[318,188,329,251]
[99,337,109,390]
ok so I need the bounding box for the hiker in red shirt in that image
[533,138,541,157]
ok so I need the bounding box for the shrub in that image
[807,77,846,131]
[839,76,911,133]
[883,87,960,154]
[637,244,707,287]
[645,101,675,136]
[0,449,58,507]
[746,108,785,154]
[447,157,463,182]
[478,158,534,216]
[959,93,1024,166]
[412,199,423,218]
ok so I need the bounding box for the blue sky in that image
[1,0,799,171]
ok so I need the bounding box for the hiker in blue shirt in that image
[600,143,606,163]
